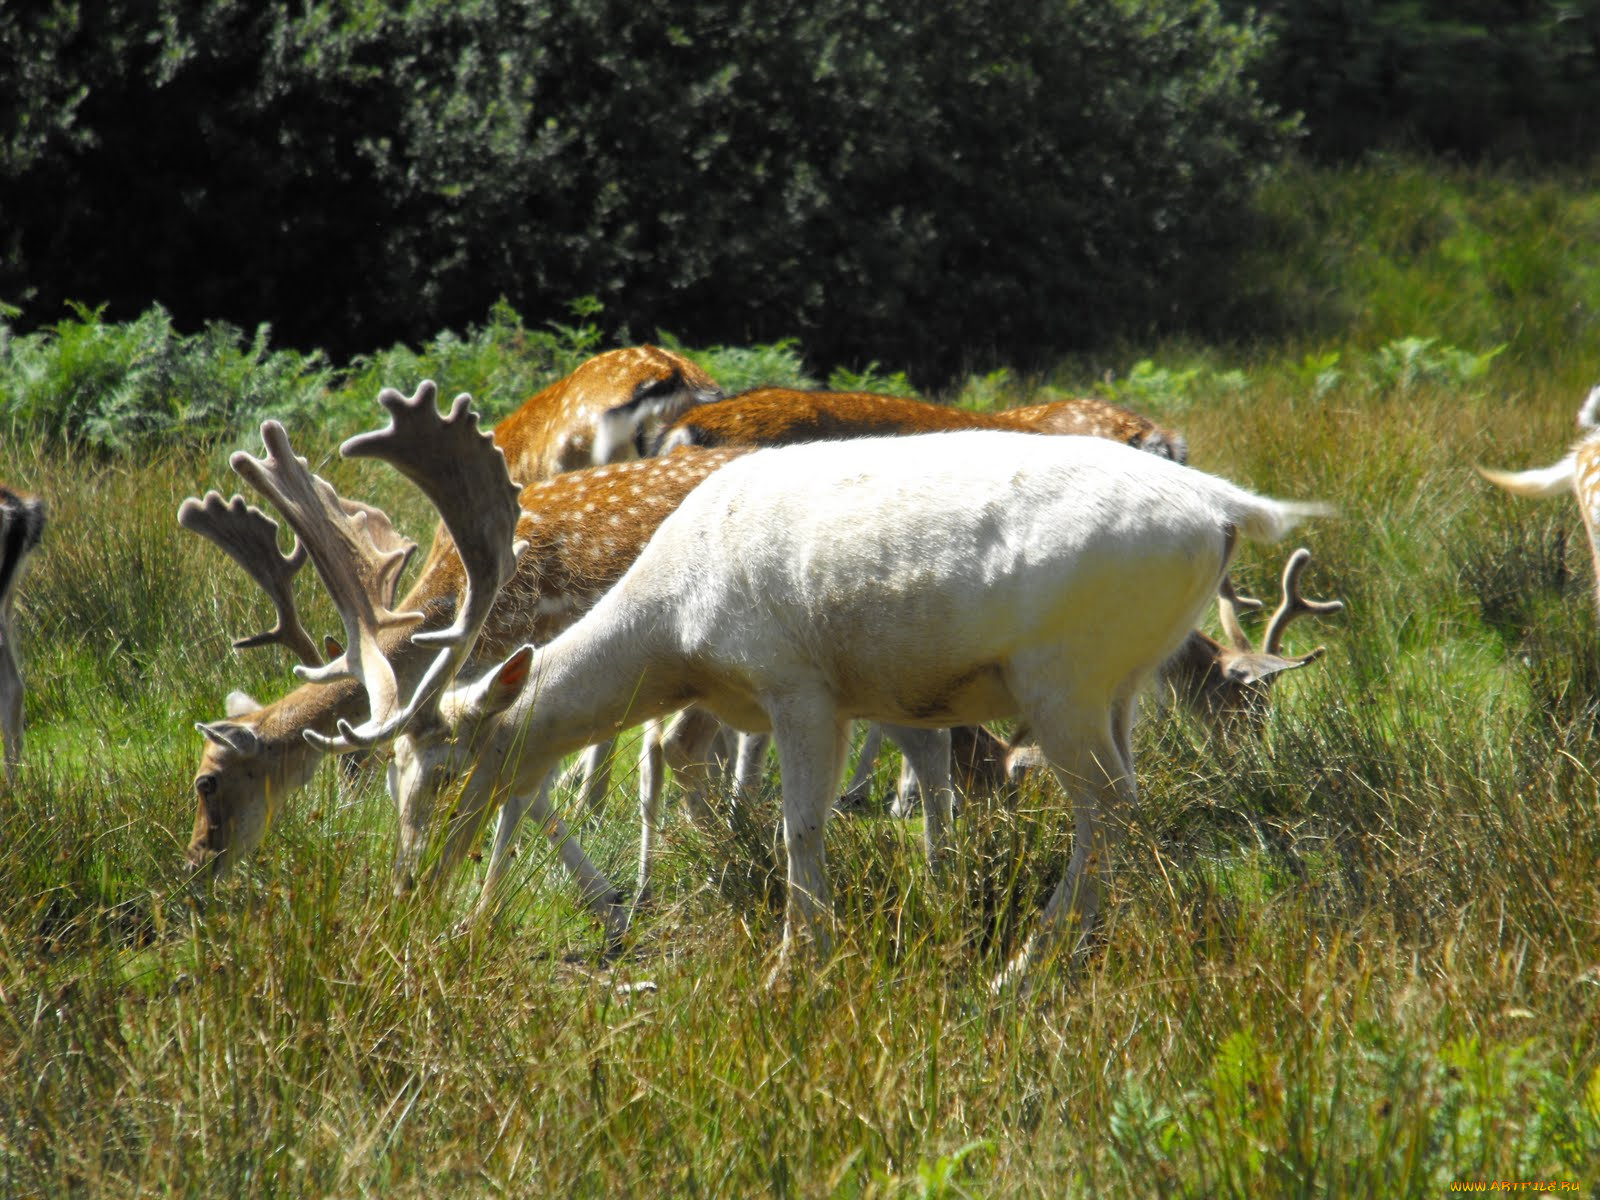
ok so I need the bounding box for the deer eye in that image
[196,774,218,797]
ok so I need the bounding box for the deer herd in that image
[4,347,1595,986]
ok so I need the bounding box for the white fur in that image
[394,431,1322,983]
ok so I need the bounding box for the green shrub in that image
[0,0,1292,379]
[0,303,332,454]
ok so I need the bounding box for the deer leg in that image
[474,770,545,917]
[880,725,955,864]
[557,739,616,818]
[770,694,849,962]
[837,721,883,810]
[659,707,723,824]
[994,695,1134,992]
[470,772,627,946]
[0,625,22,788]
[731,731,770,803]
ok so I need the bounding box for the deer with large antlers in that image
[183,347,722,880]
[0,482,46,787]
[184,405,753,939]
[311,383,1326,986]
[1479,385,1600,603]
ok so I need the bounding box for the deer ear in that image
[495,645,534,694]
[1224,647,1324,686]
[197,720,262,758]
[451,646,534,722]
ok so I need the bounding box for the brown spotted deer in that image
[183,347,721,881]
[305,386,1325,987]
[0,483,46,786]
[1479,385,1600,602]
[495,344,722,474]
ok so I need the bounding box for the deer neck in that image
[497,600,691,788]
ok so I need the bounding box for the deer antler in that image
[337,498,418,608]
[1261,547,1345,657]
[228,420,426,744]
[312,382,525,750]
[176,490,325,667]
[1214,575,1264,654]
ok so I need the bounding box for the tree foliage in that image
[0,1,1292,377]
[1229,0,1600,162]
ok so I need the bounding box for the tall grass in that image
[2,158,1600,1194]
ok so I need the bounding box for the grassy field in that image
[2,158,1599,1195]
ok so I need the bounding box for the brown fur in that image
[659,387,1186,462]
[187,346,724,871]
[491,345,721,479]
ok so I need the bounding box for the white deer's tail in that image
[1232,495,1336,545]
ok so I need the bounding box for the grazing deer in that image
[0,483,46,786]
[183,433,753,935]
[1479,385,1600,603]
[301,387,1325,986]
[655,387,1339,807]
[1156,550,1343,734]
[183,348,723,882]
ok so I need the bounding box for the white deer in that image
[307,387,1325,985]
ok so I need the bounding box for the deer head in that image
[1161,547,1345,736]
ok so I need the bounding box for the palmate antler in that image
[223,382,522,753]
[177,491,325,667]
[178,488,419,668]
[315,382,526,748]
[226,419,425,743]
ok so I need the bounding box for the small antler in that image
[176,490,324,667]
[1261,547,1345,657]
[315,382,526,749]
[1214,575,1264,654]
[228,420,426,740]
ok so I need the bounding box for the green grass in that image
[3,156,1600,1195]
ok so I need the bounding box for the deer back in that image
[655,387,1182,460]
